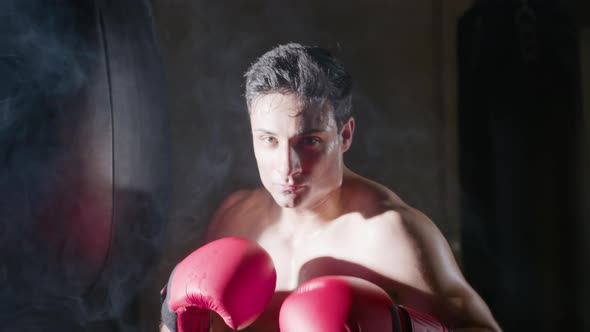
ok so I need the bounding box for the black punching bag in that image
[458,0,582,331]
[0,1,169,331]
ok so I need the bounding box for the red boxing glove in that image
[279,275,449,332]
[279,275,395,331]
[161,237,276,332]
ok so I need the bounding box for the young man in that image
[164,43,501,331]
[206,43,500,331]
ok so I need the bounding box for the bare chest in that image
[255,220,394,292]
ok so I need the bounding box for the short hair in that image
[244,43,352,130]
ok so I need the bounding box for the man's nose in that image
[278,145,302,179]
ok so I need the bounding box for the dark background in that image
[0,0,588,331]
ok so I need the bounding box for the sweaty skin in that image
[201,93,500,332]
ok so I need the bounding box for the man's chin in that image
[274,199,298,209]
[272,193,303,209]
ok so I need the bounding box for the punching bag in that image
[457,0,582,331]
[0,1,169,331]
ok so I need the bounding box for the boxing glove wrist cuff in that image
[393,305,450,332]
[161,276,210,332]
[160,284,176,331]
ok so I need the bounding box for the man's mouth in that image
[279,184,306,193]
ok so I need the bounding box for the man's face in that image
[250,93,353,209]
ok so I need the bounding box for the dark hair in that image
[244,43,352,129]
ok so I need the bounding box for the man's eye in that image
[300,137,321,147]
[261,136,277,145]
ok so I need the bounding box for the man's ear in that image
[340,117,355,152]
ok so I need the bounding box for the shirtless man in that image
[164,43,500,331]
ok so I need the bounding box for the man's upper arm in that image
[404,209,501,331]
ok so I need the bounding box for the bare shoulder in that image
[343,170,439,233]
[344,172,461,282]
[341,169,400,210]
[343,172,500,330]
[206,188,272,241]
[367,201,461,292]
